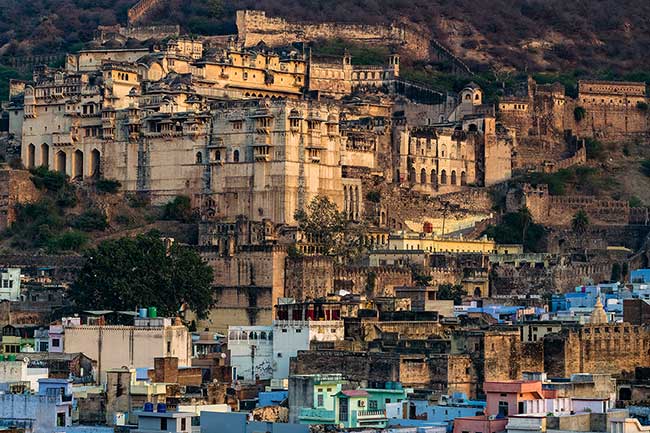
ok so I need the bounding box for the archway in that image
[440,170,447,184]
[233,150,240,162]
[73,150,83,179]
[420,168,427,184]
[430,169,437,186]
[90,149,101,177]
[461,171,467,186]
[27,144,35,169]
[40,143,49,168]
[56,151,66,173]
[451,170,457,185]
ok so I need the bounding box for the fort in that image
[507,184,637,226]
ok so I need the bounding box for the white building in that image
[228,325,274,382]
[62,316,190,383]
[0,268,21,301]
[272,320,344,380]
[0,358,49,392]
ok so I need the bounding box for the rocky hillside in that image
[1,0,650,75]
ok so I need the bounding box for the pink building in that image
[484,381,545,417]
[453,416,508,433]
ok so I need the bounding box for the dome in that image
[589,296,608,325]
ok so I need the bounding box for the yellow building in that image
[192,48,306,99]
[387,231,497,254]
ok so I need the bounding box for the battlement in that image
[128,0,164,25]
[235,9,429,61]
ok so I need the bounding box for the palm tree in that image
[572,209,589,234]
[572,209,590,259]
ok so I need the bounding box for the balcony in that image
[299,408,335,423]
[356,409,386,420]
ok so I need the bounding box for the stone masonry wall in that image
[236,10,431,61]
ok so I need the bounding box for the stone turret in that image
[590,296,608,325]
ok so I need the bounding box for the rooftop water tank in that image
[157,403,167,413]
[138,308,148,318]
[143,402,154,412]
[148,306,157,319]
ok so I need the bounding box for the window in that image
[498,401,509,417]
[233,150,240,162]
[167,341,171,353]
[160,418,167,430]
[181,418,186,431]
[317,394,324,407]
[52,338,60,347]
[277,353,282,358]
[369,400,378,410]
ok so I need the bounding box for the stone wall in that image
[289,350,400,383]
[507,184,641,227]
[334,266,412,297]
[127,0,164,25]
[236,10,431,61]
[0,167,41,231]
[544,324,650,378]
[284,256,334,301]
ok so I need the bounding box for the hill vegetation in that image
[1,0,650,75]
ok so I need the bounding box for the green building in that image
[299,379,411,429]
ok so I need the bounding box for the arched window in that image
[90,149,100,177]
[73,150,83,179]
[56,151,66,173]
[216,150,221,161]
[420,168,427,184]
[451,170,457,185]
[395,169,400,183]
[431,169,437,186]
[233,149,240,162]
[461,171,467,186]
[27,143,35,169]
[409,168,416,183]
[196,151,203,164]
[40,143,49,168]
[440,170,447,184]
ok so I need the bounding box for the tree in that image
[438,283,467,305]
[70,231,214,318]
[611,263,622,282]
[410,263,432,287]
[295,195,367,259]
[571,209,589,235]
[483,209,545,252]
[574,106,586,122]
[163,195,195,223]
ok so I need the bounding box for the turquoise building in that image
[299,380,411,428]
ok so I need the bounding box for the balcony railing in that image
[357,409,386,419]
[299,408,336,422]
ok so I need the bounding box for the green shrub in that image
[365,191,381,203]
[30,167,67,192]
[630,196,644,208]
[70,209,108,232]
[162,195,194,222]
[55,188,78,208]
[47,230,88,252]
[637,101,649,111]
[127,194,149,208]
[574,106,586,122]
[584,137,604,160]
[641,159,650,177]
[95,178,121,194]
[115,214,132,226]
